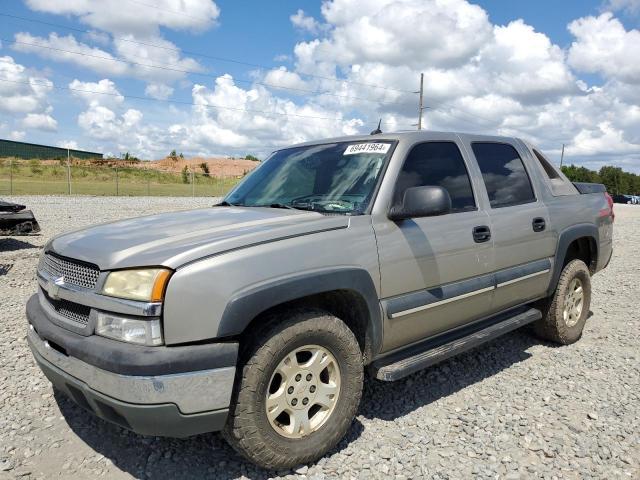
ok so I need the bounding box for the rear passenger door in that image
[467,140,556,313]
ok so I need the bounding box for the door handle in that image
[532,217,546,232]
[472,225,491,243]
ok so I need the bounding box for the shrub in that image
[29,159,43,175]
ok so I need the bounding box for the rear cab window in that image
[471,142,536,208]
[394,141,476,213]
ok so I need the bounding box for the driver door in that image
[374,140,495,352]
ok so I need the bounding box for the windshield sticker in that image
[344,143,391,155]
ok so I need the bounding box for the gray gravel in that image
[1,196,639,480]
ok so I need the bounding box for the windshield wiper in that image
[267,203,294,210]
[216,200,242,206]
[254,203,316,212]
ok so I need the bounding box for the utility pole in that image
[417,73,424,130]
[560,143,565,168]
[67,148,71,195]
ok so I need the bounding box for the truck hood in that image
[48,206,349,270]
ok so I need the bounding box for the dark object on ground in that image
[0,200,41,235]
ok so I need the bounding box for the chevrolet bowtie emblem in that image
[49,276,65,300]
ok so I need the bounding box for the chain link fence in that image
[0,158,244,197]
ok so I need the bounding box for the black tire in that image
[534,259,591,344]
[223,309,363,470]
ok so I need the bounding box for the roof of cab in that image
[280,130,522,150]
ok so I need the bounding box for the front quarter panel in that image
[162,216,381,346]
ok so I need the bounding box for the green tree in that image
[199,162,210,175]
[169,150,178,161]
[561,164,640,194]
[181,165,190,184]
[598,166,627,195]
[245,154,259,161]
[560,164,600,183]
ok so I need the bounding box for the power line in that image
[0,76,401,127]
[124,0,213,22]
[0,77,337,122]
[2,34,412,106]
[0,13,414,94]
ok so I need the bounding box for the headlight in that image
[102,268,171,302]
[96,312,163,346]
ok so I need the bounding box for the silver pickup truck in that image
[26,131,614,469]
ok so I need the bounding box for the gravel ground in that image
[1,196,638,480]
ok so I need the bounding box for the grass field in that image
[0,158,241,197]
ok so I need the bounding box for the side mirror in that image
[388,186,452,221]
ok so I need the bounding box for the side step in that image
[372,306,542,381]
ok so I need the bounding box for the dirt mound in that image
[149,157,259,177]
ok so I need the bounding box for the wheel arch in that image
[218,268,383,364]
[548,224,598,296]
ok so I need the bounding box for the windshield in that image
[224,141,394,214]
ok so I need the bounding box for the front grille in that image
[44,292,91,325]
[40,253,100,290]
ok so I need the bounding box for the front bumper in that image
[26,294,238,437]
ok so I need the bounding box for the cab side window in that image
[394,142,476,213]
[471,142,535,208]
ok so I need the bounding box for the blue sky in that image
[1,0,639,171]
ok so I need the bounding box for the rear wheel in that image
[223,309,363,470]
[534,259,591,344]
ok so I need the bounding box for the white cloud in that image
[57,140,80,150]
[260,0,639,171]
[145,83,174,100]
[602,0,640,14]
[24,0,220,36]
[69,78,124,107]
[0,55,54,116]
[166,74,364,155]
[309,0,493,69]
[263,67,310,91]
[9,130,26,141]
[290,10,324,34]
[13,32,128,76]
[22,112,58,131]
[20,1,216,98]
[568,13,640,83]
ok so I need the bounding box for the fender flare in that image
[547,223,598,296]
[218,267,383,356]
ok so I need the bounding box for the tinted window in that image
[394,142,475,212]
[533,149,560,179]
[472,143,535,208]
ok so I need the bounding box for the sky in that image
[0,0,639,172]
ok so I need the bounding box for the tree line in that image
[561,165,640,195]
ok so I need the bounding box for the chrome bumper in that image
[27,325,235,415]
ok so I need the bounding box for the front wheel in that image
[223,310,363,470]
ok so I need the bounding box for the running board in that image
[372,306,541,381]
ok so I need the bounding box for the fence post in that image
[9,158,13,195]
[115,167,119,196]
[67,148,71,195]
[191,167,195,197]
[147,175,150,196]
